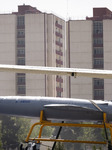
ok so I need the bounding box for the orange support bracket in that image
[25,110,112,145]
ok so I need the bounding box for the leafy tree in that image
[59,125,83,150]
[42,126,54,137]
[1,115,30,149]
[31,125,54,138]
[15,117,31,142]
[78,127,96,141]
[54,142,65,150]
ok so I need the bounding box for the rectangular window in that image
[57,91,61,97]
[94,89,104,100]
[93,79,104,89]
[94,59,103,65]
[17,16,25,26]
[17,39,25,47]
[93,47,103,57]
[16,74,26,95]
[17,30,25,38]
[17,57,25,65]
[93,58,103,69]
[17,85,26,95]
[17,49,25,56]
[94,38,103,45]
[93,21,103,34]
[17,75,25,85]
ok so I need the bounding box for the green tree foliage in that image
[54,142,65,150]
[0,115,54,149]
[53,122,105,150]
[1,115,30,149]
[42,126,54,137]
[93,145,102,150]
[78,127,96,141]
[31,125,54,138]
[15,117,31,142]
[59,125,83,150]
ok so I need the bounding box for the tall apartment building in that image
[67,8,112,100]
[0,5,66,97]
[1,5,112,101]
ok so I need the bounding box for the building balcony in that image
[56,41,63,47]
[56,50,63,56]
[56,87,63,92]
[56,59,63,65]
[55,22,62,29]
[55,31,62,38]
[56,76,63,83]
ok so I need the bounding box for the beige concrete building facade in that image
[0,15,16,95]
[0,5,67,97]
[103,19,112,100]
[66,20,93,99]
[1,6,112,101]
[67,8,112,100]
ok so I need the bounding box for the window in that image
[94,47,103,57]
[17,30,25,37]
[57,91,61,97]
[93,79,104,89]
[17,49,25,56]
[17,57,25,65]
[94,89,104,100]
[94,38,103,45]
[17,85,26,95]
[93,21,103,34]
[94,58,103,65]
[17,76,25,85]
[17,16,25,26]
[93,58,103,68]
[16,74,26,95]
[17,39,25,46]
[94,90,104,96]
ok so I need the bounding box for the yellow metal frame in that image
[25,110,112,145]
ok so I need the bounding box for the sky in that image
[0,0,112,20]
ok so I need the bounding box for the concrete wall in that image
[0,15,16,95]
[25,13,45,96]
[103,20,112,100]
[46,14,67,97]
[46,14,56,97]
[68,20,93,99]
[0,13,66,97]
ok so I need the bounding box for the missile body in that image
[0,96,111,122]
